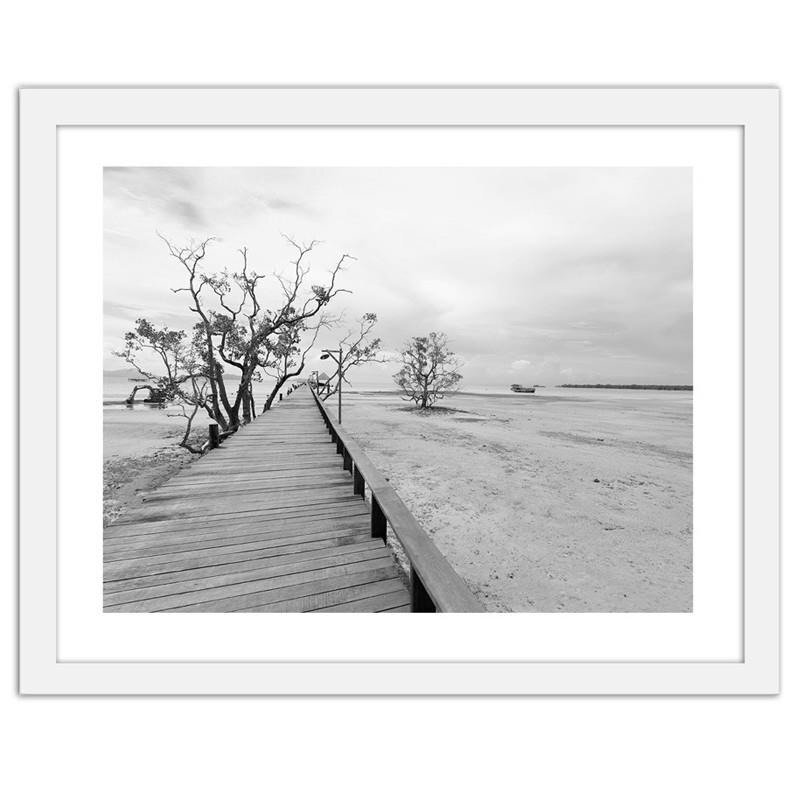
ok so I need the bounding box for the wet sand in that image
[102,389,692,611]
[339,389,692,612]
[104,404,192,458]
[103,405,200,525]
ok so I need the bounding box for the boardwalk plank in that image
[104,499,367,538]
[103,523,372,560]
[146,474,353,501]
[104,392,410,612]
[105,533,374,582]
[105,527,374,571]
[164,565,400,612]
[105,548,393,607]
[104,540,387,594]
[104,512,370,550]
[237,578,408,612]
[312,589,412,613]
[108,561,397,613]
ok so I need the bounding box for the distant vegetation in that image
[558,384,693,391]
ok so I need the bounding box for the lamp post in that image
[320,347,343,424]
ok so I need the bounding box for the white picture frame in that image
[19,87,779,694]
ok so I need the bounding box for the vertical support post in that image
[337,346,342,424]
[353,466,365,497]
[336,435,343,455]
[343,448,352,473]
[279,392,283,402]
[371,497,387,541]
[209,423,220,450]
[411,569,436,612]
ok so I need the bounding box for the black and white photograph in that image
[7,5,792,795]
[102,165,693,613]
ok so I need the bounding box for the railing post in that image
[411,569,436,612]
[353,466,365,497]
[209,423,220,449]
[371,497,387,542]
[343,448,352,473]
[279,392,283,402]
[335,434,343,455]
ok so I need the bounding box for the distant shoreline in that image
[339,386,694,396]
[104,375,694,404]
[558,384,693,391]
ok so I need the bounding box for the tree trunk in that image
[126,385,155,404]
[263,360,307,412]
[203,331,223,424]
[177,404,205,454]
[263,375,289,412]
[217,364,236,425]
[241,383,252,423]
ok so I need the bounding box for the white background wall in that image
[2,2,795,798]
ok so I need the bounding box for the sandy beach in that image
[339,388,692,612]
[103,387,692,611]
[103,405,201,525]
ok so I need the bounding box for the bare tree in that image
[116,235,358,450]
[393,331,462,408]
[317,313,385,401]
[261,315,331,412]
[158,234,351,430]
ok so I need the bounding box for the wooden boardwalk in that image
[103,392,411,613]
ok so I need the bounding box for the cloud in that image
[104,166,692,384]
[262,196,314,215]
[103,299,143,319]
[168,199,207,227]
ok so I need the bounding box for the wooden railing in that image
[201,423,234,454]
[310,386,484,613]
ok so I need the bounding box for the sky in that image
[104,166,692,389]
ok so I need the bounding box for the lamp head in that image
[320,353,330,360]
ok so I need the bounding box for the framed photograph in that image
[19,87,779,694]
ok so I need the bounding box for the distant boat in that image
[510,384,536,394]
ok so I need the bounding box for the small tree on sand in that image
[393,331,462,409]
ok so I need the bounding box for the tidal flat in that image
[340,388,692,612]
